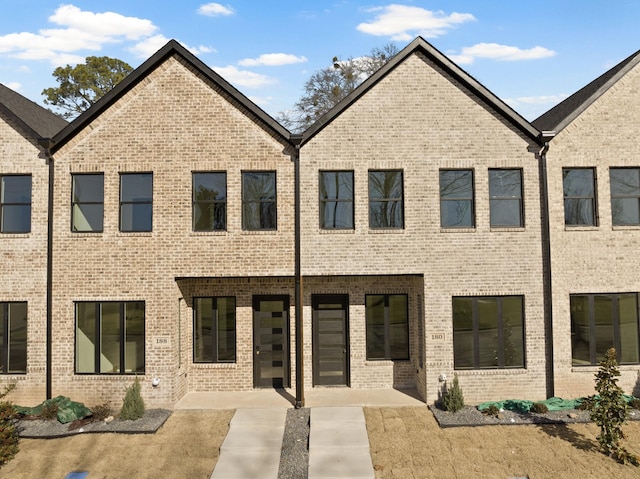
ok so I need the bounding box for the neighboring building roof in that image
[301,36,542,145]
[0,83,67,139]
[533,49,640,134]
[51,40,292,153]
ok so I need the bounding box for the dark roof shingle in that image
[0,83,67,139]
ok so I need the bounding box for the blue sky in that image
[0,1,638,121]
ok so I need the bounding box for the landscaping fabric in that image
[15,396,92,424]
[477,395,637,413]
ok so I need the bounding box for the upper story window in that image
[563,168,597,226]
[610,168,640,226]
[72,174,104,232]
[365,294,409,360]
[0,302,27,374]
[0,175,32,233]
[75,301,145,374]
[119,173,153,232]
[193,296,236,363]
[570,293,639,366]
[319,171,354,229]
[242,171,276,230]
[192,172,226,232]
[453,296,525,369]
[368,170,403,229]
[489,169,523,227]
[440,169,474,228]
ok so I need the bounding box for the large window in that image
[0,175,31,233]
[368,170,403,228]
[242,171,276,230]
[193,297,236,363]
[570,293,639,366]
[75,301,145,374]
[72,174,104,232]
[193,172,226,231]
[563,168,597,226]
[610,168,640,226]
[453,296,525,369]
[489,169,523,227]
[319,171,354,229]
[0,302,27,374]
[440,169,474,228]
[365,294,409,360]
[120,173,153,232]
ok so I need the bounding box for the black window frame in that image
[439,169,475,228]
[489,168,524,227]
[452,295,526,370]
[0,302,27,374]
[563,167,597,226]
[365,294,409,360]
[74,301,146,375]
[610,167,640,226]
[119,172,153,232]
[242,171,277,231]
[71,173,104,233]
[368,170,404,229]
[570,293,640,366]
[0,174,32,234]
[193,296,237,363]
[192,172,227,232]
[319,170,354,230]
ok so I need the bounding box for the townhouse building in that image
[0,37,639,408]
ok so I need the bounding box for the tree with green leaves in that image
[42,56,133,119]
[277,43,399,133]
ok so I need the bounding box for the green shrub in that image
[39,402,58,420]
[587,348,639,466]
[442,373,464,413]
[119,377,145,421]
[0,384,19,468]
[531,402,549,414]
[481,404,500,418]
[91,402,112,421]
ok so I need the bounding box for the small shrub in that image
[120,377,145,421]
[587,348,639,466]
[91,402,112,421]
[482,404,500,418]
[576,399,592,411]
[39,402,59,420]
[0,384,19,468]
[629,398,640,411]
[531,402,549,414]
[442,373,464,413]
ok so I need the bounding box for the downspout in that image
[39,139,55,400]
[538,133,554,398]
[291,134,304,408]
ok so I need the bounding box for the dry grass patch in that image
[0,409,233,479]
[365,406,640,479]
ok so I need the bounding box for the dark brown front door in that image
[312,294,349,386]
[253,295,290,388]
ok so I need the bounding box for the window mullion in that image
[94,304,101,374]
[120,303,126,374]
[384,297,391,359]
[472,299,480,368]
[497,299,504,368]
[612,295,622,362]
[213,298,219,363]
[588,296,596,365]
[1,304,7,374]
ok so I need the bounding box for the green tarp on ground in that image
[15,396,92,424]
[477,395,637,413]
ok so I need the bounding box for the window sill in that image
[190,231,227,237]
[241,230,278,235]
[0,233,30,239]
[489,227,525,233]
[116,232,153,237]
[368,228,405,234]
[453,368,528,375]
[319,228,355,234]
[440,227,476,233]
[572,364,639,372]
[192,362,237,369]
[564,226,598,232]
[71,232,103,237]
[612,225,640,231]
[365,359,410,366]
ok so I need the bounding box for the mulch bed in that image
[16,409,172,438]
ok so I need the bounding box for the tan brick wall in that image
[300,52,548,404]
[50,56,295,407]
[547,62,640,399]
[0,113,48,405]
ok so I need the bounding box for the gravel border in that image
[429,405,640,428]
[278,407,310,479]
[16,409,172,438]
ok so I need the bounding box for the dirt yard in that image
[365,406,640,478]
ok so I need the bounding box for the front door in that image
[312,294,349,386]
[253,295,290,388]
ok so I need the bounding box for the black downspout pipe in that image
[40,139,54,400]
[291,134,304,408]
[538,137,554,398]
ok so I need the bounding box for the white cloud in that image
[238,53,307,67]
[0,5,159,65]
[504,94,568,106]
[198,3,235,17]
[130,35,215,58]
[212,65,277,88]
[247,95,273,107]
[5,81,21,91]
[357,5,475,41]
[450,43,556,65]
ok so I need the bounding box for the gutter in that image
[538,132,555,398]
[291,134,304,408]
